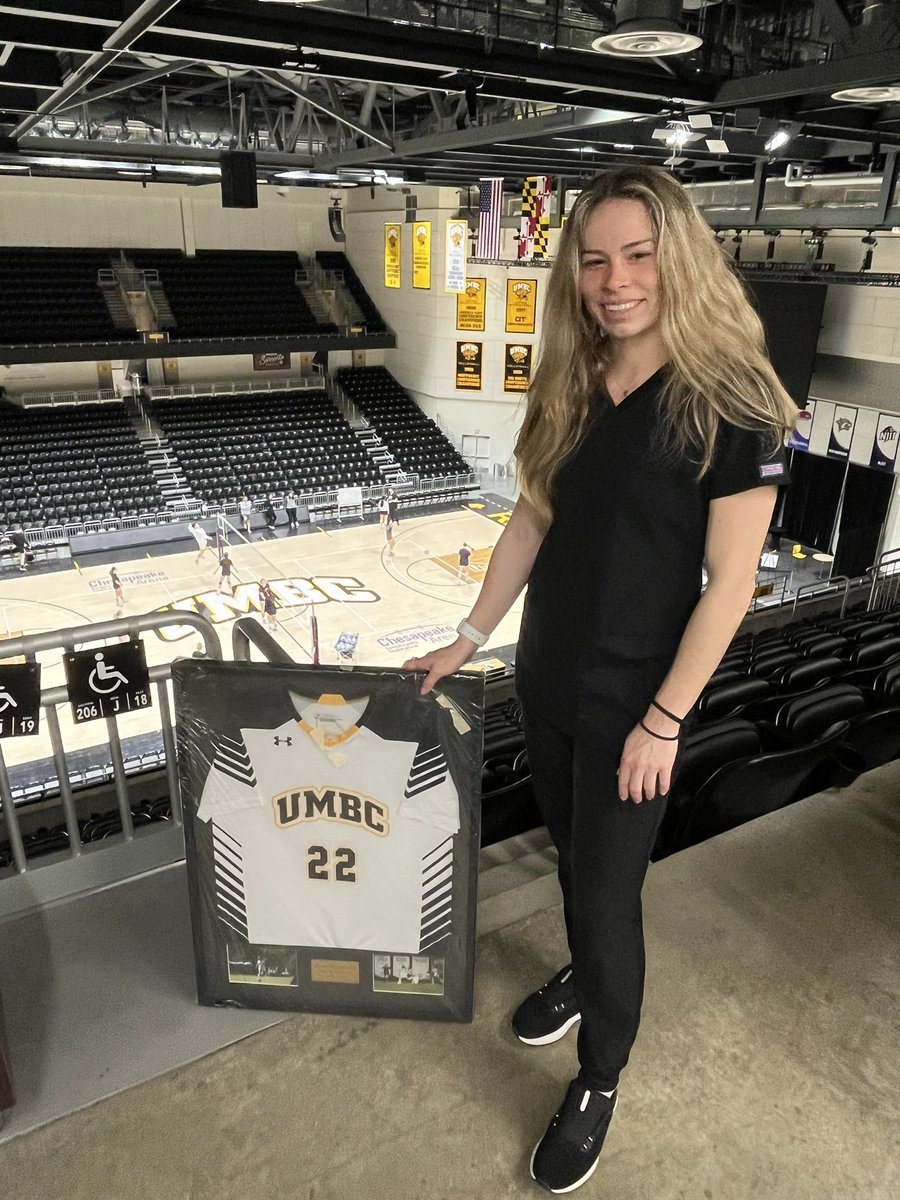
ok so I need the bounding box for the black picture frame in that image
[174,660,483,1023]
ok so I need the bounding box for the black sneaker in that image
[511,964,581,1046]
[530,1078,617,1194]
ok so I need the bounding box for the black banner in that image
[455,341,483,390]
[503,343,532,393]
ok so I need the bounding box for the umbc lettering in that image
[273,786,389,835]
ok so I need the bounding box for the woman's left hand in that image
[617,717,680,804]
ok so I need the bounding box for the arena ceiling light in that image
[831,84,900,103]
[592,0,703,58]
[764,129,792,152]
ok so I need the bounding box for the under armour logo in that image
[273,735,294,747]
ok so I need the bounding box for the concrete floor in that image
[0,763,898,1200]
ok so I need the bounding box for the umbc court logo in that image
[509,345,529,364]
[459,343,479,361]
[512,280,533,301]
[153,575,379,642]
[465,279,482,297]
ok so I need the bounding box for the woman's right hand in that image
[403,636,477,695]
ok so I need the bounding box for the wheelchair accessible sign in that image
[64,640,152,724]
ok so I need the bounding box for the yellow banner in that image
[445,219,467,293]
[505,277,537,334]
[412,221,431,289]
[456,277,486,332]
[384,223,401,289]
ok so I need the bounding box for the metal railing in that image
[145,377,325,400]
[18,389,120,408]
[867,548,900,611]
[0,611,222,920]
[792,574,853,617]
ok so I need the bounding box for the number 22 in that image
[307,846,357,882]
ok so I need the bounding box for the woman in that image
[258,578,278,633]
[404,166,794,1194]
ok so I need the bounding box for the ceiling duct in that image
[591,1,703,57]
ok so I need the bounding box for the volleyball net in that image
[213,514,320,664]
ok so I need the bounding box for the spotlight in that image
[764,229,781,261]
[732,231,743,264]
[765,129,791,153]
[804,230,826,264]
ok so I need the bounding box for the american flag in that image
[477,177,504,259]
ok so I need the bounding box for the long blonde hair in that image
[516,166,797,524]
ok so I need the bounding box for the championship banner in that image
[787,402,815,451]
[871,412,900,472]
[456,278,486,332]
[827,404,857,460]
[503,343,532,393]
[175,659,483,1022]
[412,221,431,290]
[517,174,553,260]
[456,341,483,390]
[384,223,401,289]
[445,219,468,293]
[505,278,537,334]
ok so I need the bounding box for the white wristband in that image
[457,619,489,648]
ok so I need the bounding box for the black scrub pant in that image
[521,703,671,1093]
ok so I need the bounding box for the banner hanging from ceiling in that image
[384,223,401,288]
[412,221,431,290]
[445,219,468,293]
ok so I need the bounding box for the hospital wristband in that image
[456,619,489,648]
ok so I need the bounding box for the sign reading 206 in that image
[63,640,152,724]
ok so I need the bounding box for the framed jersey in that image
[174,660,484,1023]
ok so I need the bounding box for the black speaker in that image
[328,204,346,242]
[220,150,258,209]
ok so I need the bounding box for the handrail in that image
[867,546,900,611]
[18,389,120,407]
[145,377,325,399]
[0,611,222,886]
[791,574,852,617]
[231,616,296,666]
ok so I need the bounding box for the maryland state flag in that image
[518,175,553,260]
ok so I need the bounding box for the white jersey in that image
[197,696,460,953]
[189,525,210,549]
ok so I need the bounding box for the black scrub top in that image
[516,368,789,730]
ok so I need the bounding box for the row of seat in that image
[337,366,472,477]
[132,249,337,340]
[0,400,163,526]
[0,247,125,345]
[656,659,900,858]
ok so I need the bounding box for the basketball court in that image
[0,497,518,779]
